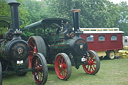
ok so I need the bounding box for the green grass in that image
[3,59,128,85]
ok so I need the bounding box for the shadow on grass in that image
[3,74,27,81]
[70,72,97,80]
[99,56,122,60]
[48,64,55,71]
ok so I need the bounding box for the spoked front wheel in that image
[83,50,100,75]
[0,61,2,85]
[55,53,71,80]
[32,53,48,85]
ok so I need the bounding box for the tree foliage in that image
[46,0,128,34]
[0,0,128,36]
[0,0,30,28]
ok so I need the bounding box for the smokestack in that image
[9,2,20,31]
[72,9,80,32]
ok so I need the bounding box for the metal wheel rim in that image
[55,55,68,79]
[109,51,115,59]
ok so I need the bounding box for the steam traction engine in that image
[24,9,100,80]
[0,2,48,85]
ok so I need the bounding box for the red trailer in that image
[80,28,124,59]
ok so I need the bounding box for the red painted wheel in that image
[55,53,71,80]
[32,53,48,85]
[83,50,100,75]
[0,61,2,85]
[28,36,46,68]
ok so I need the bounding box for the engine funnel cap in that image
[72,9,81,12]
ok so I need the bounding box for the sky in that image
[109,0,128,4]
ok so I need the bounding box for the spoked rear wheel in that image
[55,53,71,80]
[83,50,100,75]
[28,36,46,68]
[32,53,48,85]
[0,61,2,85]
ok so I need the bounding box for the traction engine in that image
[24,9,100,80]
[0,2,48,85]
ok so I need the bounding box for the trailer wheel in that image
[32,53,48,85]
[0,62,2,85]
[28,36,46,68]
[83,50,100,75]
[16,58,28,76]
[106,50,115,59]
[55,53,71,80]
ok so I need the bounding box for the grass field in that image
[2,58,128,85]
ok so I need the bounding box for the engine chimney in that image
[72,9,80,32]
[9,2,20,31]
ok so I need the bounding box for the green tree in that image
[118,1,128,35]
[0,0,30,28]
[47,0,120,28]
[21,0,51,24]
